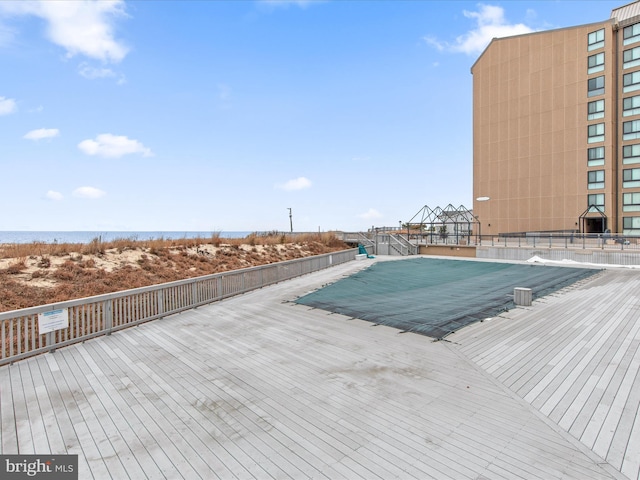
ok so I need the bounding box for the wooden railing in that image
[0,248,357,366]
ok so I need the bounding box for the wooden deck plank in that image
[170,316,500,478]
[112,366,254,479]
[144,312,576,480]
[546,308,639,425]
[463,275,629,395]
[117,362,299,479]
[453,266,640,480]
[114,333,333,480]
[30,365,65,454]
[590,338,640,459]
[42,352,99,478]
[579,337,640,451]
[165,324,464,478]
[0,362,17,453]
[621,407,640,480]
[107,327,333,480]
[55,349,139,480]
[12,362,35,454]
[607,350,640,471]
[73,347,179,480]
[180,304,608,480]
[535,311,633,416]
[561,317,640,439]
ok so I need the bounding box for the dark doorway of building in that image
[585,217,606,233]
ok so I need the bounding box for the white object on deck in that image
[514,287,532,306]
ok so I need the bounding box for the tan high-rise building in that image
[472,1,640,236]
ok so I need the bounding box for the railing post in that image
[105,299,113,335]
[192,282,199,307]
[157,289,165,317]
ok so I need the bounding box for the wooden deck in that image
[451,264,640,480]
[0,257,636,479]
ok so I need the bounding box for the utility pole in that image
[288,208,293,233]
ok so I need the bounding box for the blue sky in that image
[0,0,623,233]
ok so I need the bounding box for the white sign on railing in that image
[38,309,69,334]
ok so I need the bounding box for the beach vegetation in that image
[0,232,350,312]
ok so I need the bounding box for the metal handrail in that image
[391,233,419,255]
[0,248,358,366]
[477,233,639,250]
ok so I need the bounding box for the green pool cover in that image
[295,258,599,339]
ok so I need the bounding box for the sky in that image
[0,0,625,233]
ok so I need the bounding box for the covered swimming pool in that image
[295,257,600,339]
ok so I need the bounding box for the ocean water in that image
[0,231,254,244]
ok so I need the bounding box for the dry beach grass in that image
[0,232,350,312]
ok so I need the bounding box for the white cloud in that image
[0,96,17,115]
[73,186,105,199]
[78,133,153,158]
[359,208,382,220]
[78,62,126,84]
[23,128,59,140]
[0,0,129,63]
[277,177,312,191]
[425,4,534,55]
[46,190,63,201]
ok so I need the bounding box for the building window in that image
[623,95,640,117]
[588,99,605,120]
[624,144,640,164]
[624,23,640,45]
[623,216,640,234]
[624,120,640,140]
[588,28,605,51]
[588,76,605,97]
[588,170,605,189]
[588,123,605,143]
[588,52,605,73]
[623,168,640,188]
[624,47,640,69]
[588,193,605,211]
[624,71,640,92]
[623,193,640,212]
[588,146,605,166]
